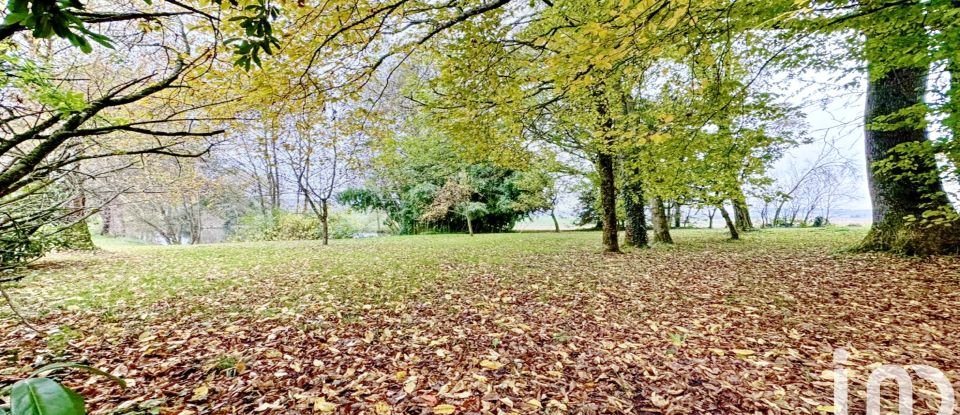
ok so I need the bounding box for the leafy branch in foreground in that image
[0,362,126,415]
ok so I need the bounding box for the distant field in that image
[3,228,958,414]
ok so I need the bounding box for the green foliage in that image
[0,362,125,415]
[0,181,84,274]
[8,378,85,415]
[343,164,547,235]
[230,210,361,241]
[340,123,552,235]
[457,202,488,221]
[1,0,277,68]
[225,0,281,70]
[3,0,113,53]
[55,221,95,251]
[0,52,86,115]
[572,183,601,229]
[872,140,960,227]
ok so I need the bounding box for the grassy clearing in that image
[3,227,959,414]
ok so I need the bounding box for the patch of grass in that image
[6,227,960,415]
[45,325,79,356]
[8,229,869,321]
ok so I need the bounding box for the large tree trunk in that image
[650,196,673,244]
[596,153,620,252]
[732,189,753,231]
[719,203,740,240]
[858,57,959,254]
[622,178,648,248]
[593,83,620,253]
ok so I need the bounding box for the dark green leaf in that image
[10,378,85,415]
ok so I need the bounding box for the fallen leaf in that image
[433,404,456,414]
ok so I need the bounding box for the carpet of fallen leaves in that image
[2,228,959,414]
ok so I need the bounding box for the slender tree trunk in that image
[550,207,560,233]
[707,207,716,229]
[100,204,113,236]
[858,50,959,254]
[622,178,648,248]
[650,196,673,244]
[683,208,694,228]
[597,153,620,252]
[672,201,681,229]
[719,204,739,240]
[466,215,474,236]
[193,205,202,244]
[321,199,330,245]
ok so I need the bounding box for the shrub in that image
[230,210,362,242]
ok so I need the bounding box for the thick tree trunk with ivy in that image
[622,178,648,248]
[596,153,620,253]
[858,63,960,255]
[719,204,740,240]
[650,196,673,244]
[593,84,620,253]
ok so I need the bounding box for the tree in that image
[790,0,960,253]
[421,174,480,235]
[310,0,790,252]
[280,108,363,245]
[1,29,215,270]
[718,202,740,240]
[649,196,673,244]
[837,1,959,254]
[0,0,280,270]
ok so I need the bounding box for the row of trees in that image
[3,0,960,274]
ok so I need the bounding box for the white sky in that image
[773,69,872,210]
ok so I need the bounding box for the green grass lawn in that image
[3,227,959,414]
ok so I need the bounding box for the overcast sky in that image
[773,69,872,210]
